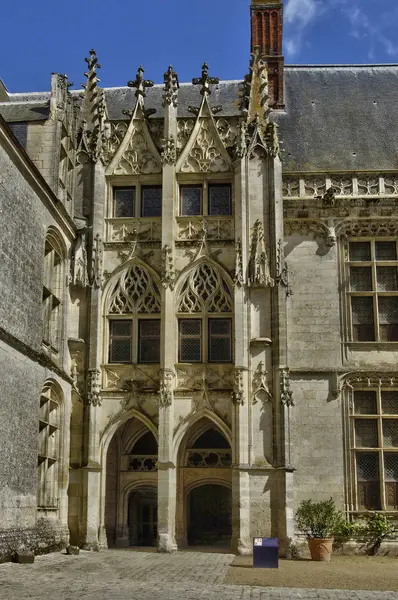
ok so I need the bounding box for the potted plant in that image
[295,497,343,561]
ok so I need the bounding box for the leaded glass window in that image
[179,183,232,216]
[138,319,161,363]
[208,185,232,215]
[114,187,135,217]
[352,389,398,511]
[109,320,132,363]
[181,186,202,216]
[179,319,202,362]
[37,383,61,510]
[42,232,64,351]
[347,240,398,341]
[208,318,232,362]
[141,186,162,217]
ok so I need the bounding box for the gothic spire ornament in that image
[192,62,219,96]
[128,65,154,99]
[79,49,108,162]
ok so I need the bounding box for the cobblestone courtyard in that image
[0,550,397,600]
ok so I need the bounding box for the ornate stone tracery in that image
[177,262,233,313]
[107,263,161,315]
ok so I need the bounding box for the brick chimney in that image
[251,0,284,109]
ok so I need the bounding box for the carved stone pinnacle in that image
[192,62,219,96]
[128,66,154,99]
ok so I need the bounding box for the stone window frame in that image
[107,316,161,365]
[343,237,398,344]
[42,228,66,354]
[178,316,233,364]
[108,175,163,219]
[37,381,63,511]
[178,175,233,217]
[344,380,398,514]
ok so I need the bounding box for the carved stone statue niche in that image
[248,220,274,287]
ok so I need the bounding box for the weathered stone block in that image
[12,551,34,564]
[66,545,80,555]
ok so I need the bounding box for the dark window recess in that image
[109,320,132,363]
[179,319,202,362]
[141,186,162,217]
[356,452,381,510]
[132,431,158,454]
[351,296,375,341]
[208,319,232,362]
[181,187,202,216]
[114,188,135,218]
[208,185,232,215]
[138,320,161,363]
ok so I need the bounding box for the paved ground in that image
[0,549,397,600]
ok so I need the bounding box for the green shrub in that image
[364,513,395,541]
[295,498,344,539]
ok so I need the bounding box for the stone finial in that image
[163,65,179,107]
[81,49,108,161]
[192,62,219,96]
[128,66,154,99]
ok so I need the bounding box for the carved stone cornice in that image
[284,196,398,220]
[284,217,398,242]
[342,372,398,389]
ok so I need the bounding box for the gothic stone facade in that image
[0,0,398,560]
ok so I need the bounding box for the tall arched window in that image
[37,382,62,510]
[42,229,65,351]
[177,262,233,363]
[106,262,161,364]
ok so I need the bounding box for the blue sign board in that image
[253,537,279,568]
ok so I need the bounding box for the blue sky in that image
[1,0,398,93]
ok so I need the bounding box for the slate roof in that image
[0,101,50,122]
[274,65,398,172]
[2,65,398,172]
[103,81,243,119]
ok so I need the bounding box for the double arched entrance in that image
[105,415,232,549]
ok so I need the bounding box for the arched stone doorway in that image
[188,484,232,546]
[176,418,232,548]
[105,418,158,547]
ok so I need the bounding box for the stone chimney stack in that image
[250,0,284,109]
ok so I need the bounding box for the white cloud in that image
[284,0,398,60]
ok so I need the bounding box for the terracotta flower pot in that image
[308,537,334,561]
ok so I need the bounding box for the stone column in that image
[268,152,295,553]
[231,158,252,555]
[81,159,106,550]
[157,68,178,552]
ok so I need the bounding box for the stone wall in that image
[0,126,74,561]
